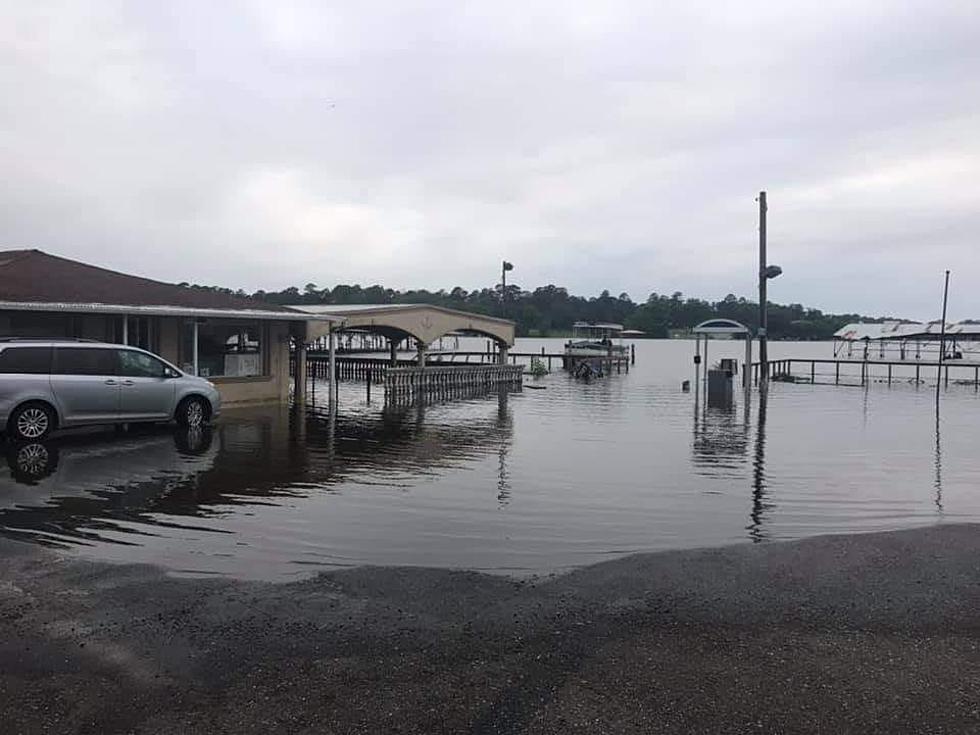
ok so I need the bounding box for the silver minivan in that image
[0,339,221,441]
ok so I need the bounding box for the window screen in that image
[52,348,118,376]
[0,346,52,374]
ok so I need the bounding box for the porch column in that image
[294,342,308,406]
[497,344,509,365]
[192,320,199,376]
[417,340,427,367]
[122,316,128,345]
[389,338,398,366]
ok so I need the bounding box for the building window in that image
[181,320,266,378]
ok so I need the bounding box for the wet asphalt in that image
[4,525,980,733]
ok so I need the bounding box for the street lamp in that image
[757,191,782,384]
[501,260,514,317]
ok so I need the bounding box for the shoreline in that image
[4,524,980,732]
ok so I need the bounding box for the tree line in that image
[182,280,893,340]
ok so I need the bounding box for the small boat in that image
[564,322,629,377]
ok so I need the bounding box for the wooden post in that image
[743,336,752,390]
[887,364,892,385]
[328,328,336,398]
[811,361,815,384]
[835,361,840,385]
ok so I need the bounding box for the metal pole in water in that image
[758,191,768,384]
[937,270,950,402]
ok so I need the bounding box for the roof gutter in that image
[0,301,346,324]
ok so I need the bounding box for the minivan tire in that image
[176,396,209,428]
[8,402,56,441]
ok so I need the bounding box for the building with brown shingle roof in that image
[0,250,340,405]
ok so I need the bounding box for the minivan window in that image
[117,350,167,378]
[52,347,117,376]
[0,346,52,374]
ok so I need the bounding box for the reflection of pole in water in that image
[861,379,870,429]
[497,388,511,506]
[693,364,701,435]
[748,386,770,542]
[934,404,944,515]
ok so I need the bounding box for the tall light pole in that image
[757,191,781,385]
[501,260,514,317]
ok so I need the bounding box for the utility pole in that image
[758,191,768,383]
[937,269,950,402]
[756,191,781,387]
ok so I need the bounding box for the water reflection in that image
[495,388,512,506]
[0,427,218,547]
[691,396,750,475]
[748,388,772,543]
[934,405,944,515]
[0,391,517,552]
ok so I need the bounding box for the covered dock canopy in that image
[289,303,516,348]
[691,319,753,388]
[692,318,752,337]
[833,321,980,341]
[832,320,980,361]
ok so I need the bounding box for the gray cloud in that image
[2,0,978,319]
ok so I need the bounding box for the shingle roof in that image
[0,249,296,314]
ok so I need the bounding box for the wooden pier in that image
[384,364,524,403]
[294,354,524,402]
[751,358,980,389]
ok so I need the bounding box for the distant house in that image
[0,250,339,405]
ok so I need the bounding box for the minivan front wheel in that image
[176,396,209,428]
[9,402,55,441]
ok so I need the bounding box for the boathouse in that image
[289,303,515,361]
[0,250,340,405]
[288,303,520,403]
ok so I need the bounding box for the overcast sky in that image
[2,1,978,319]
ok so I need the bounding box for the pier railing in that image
[294,355,524,401]
[752,358,980,388]
[384,364,524,402]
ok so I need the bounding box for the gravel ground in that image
[4,525,980,733]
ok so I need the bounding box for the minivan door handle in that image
[104,379,118,386]
[121,380,134,386]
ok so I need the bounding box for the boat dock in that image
[752,358,980,388]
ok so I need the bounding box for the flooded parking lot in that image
[2,339,979,579]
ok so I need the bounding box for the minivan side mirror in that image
[164,368,182,379]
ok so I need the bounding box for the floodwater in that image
[1,338,978,580]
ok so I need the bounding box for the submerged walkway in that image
[5,525,980,732]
